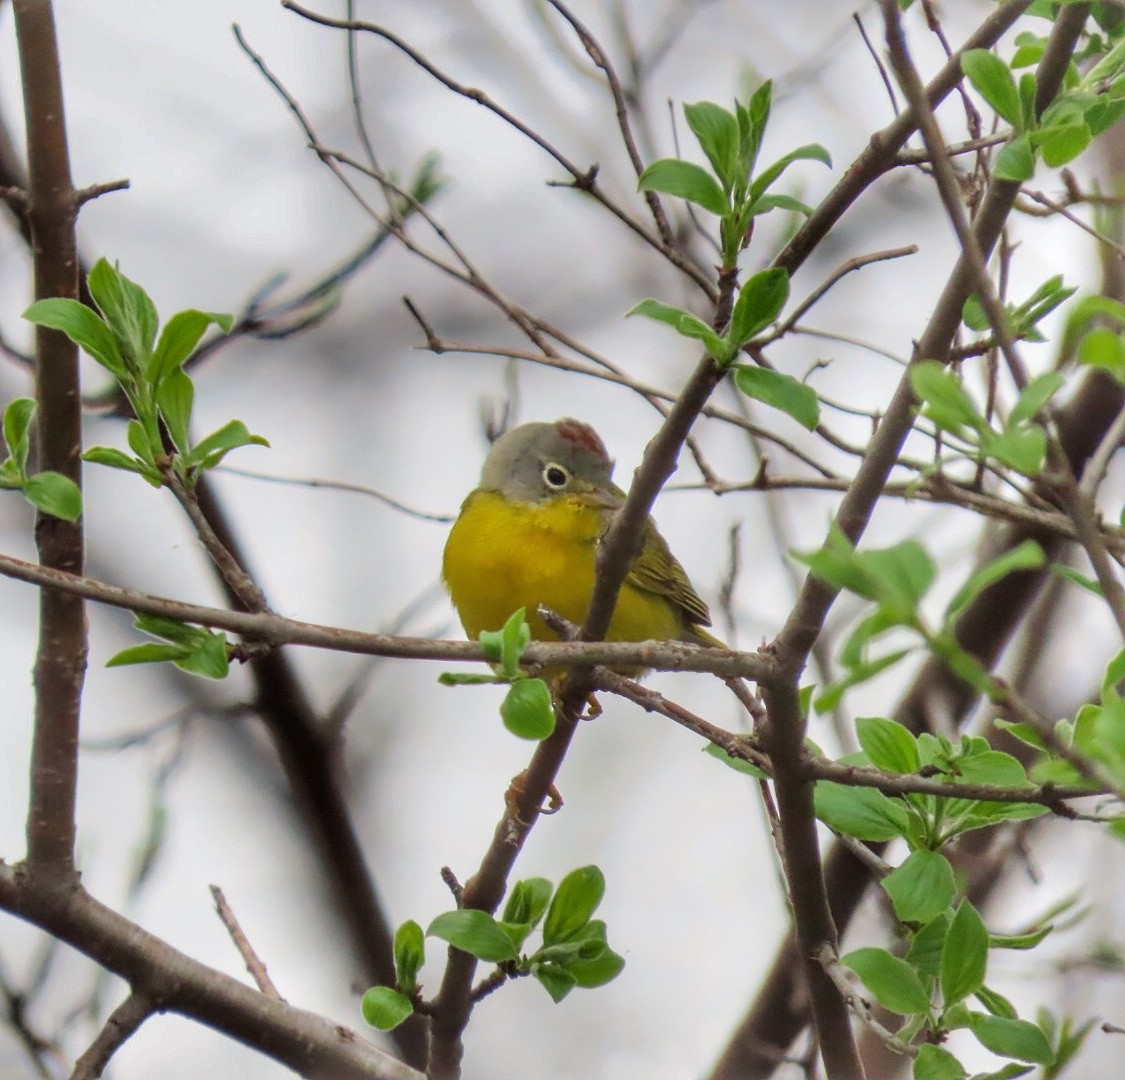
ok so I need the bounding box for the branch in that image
[210,885,284,1001]
[712,5,1091,1076]
[69,992,153,1080]
[0,869,423,1080]
[279,0,715,296]
[774,0,1035,276]
[15,0,87,874]
[0,547,775,678]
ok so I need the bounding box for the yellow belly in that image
[442,490,683,643]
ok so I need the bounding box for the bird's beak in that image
[574,483,623,511]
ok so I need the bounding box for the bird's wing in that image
[626,518,713,628]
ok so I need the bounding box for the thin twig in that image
[163,470,267,612]
[0,548,776,678]
[215,465,454,524]
[769,245,919,339]
[69,991,154,1080]
[210,885,284,1001]
[280,0,715,297]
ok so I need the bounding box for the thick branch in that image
[711,6,1093,1077]
[16,0,87,874]
[0,869,422,1080]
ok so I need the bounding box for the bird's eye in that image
[542,463,570,490]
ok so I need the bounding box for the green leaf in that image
[134,613,204,646]
[994,133,1035,181]
[992,718,1047,751]
[567,944,626,988]
[393,920,425,991]
[502,877,553,929]
[842,947,931,1015]
[795,523,878,599]
[859,540,935,615]
[148,308,232,381]
[23,297,126,378]
[749,192,814,218]
[884,850,956,924]
[1077,327,1125,380]
[734,366,819,429]
[183,419,269,473]
[1038,122,1091,166]
[543,866,605,945]
[427,910,518,963]
[941,900,989,1006]
[703,741,768,778]
[814,781,910,841]
[3,397,36,474]
[955,749,1031,788]
[437,672,505,686]
[627,298,725,360]
[972,1067,1033,1080]
[907,913,951,977]
[24,471,83,522]
[683,101,740,190]
[740,81,771,176]
[856,716,920,773]
[500,678,555,740]
[82,446,159,483]
[962,50,1023,127]
[532,961,578,1002]
[749,143,832,204]
[914,1043,967,1080]
[944,540,1046,624]
[175,632,230,679]
[498,607,531,677]
[815,649,912,712]
[968,1013,1053,1064]
[127,419,157,467]
[106,642,190,668]
[361,986,415,1031]
[88,258,158,363]
[1013,277,1077,334]
[1103,647,1125,699]
[1009,373,1063,425]
[979,425,1046,475]
[637,158,727,215]
[726,267,790,350]
[962,293,991,332]
[156,369,194,455]
[910,361,983,434]
[976,984,1019,1018]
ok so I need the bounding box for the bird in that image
[442,418,721,661]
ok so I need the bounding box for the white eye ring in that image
[542,462,570,490]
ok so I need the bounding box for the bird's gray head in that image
[478,419,616,503]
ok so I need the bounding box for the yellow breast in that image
[442,490,684,643]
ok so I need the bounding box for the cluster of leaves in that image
[19,259,273,678]
[362,866,625,1031]
[637,83,830,266]
[798,527,1047,710]
[786,513,1125,1073]
[818,716,1090,1079]
[439,608,556,740]
[107,613,230,680]
[628,85,828,432]
[961,11,1125,182]
[910,361,1064,478]
[0,398,82,521]
[1001,647,1125,837]
[962,275,1076,349]
[24,258,268,491]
